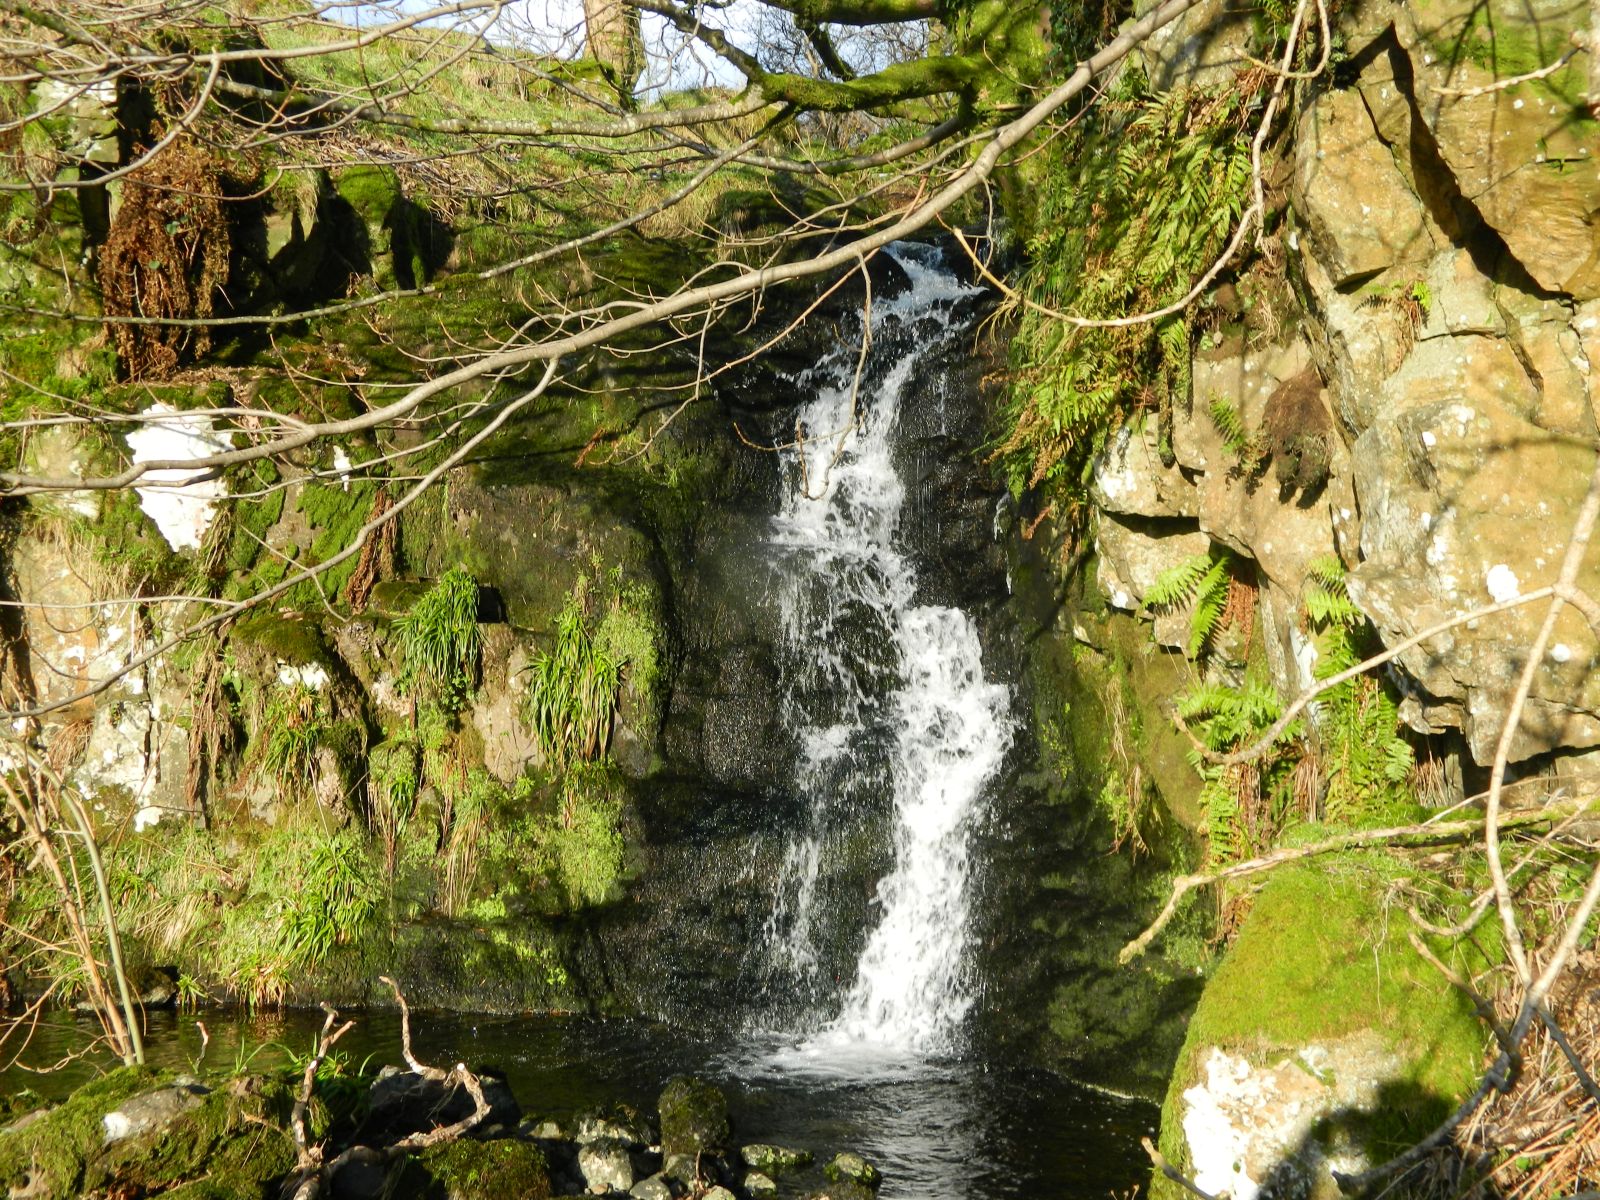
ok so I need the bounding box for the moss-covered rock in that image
[657,1076,730,1158]
[0,1067,163,1200]
[394,1137,552,1200]
[1152,862,1492,1200]
[89,1076,299,1199]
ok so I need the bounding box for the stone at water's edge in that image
[577,1136,635,1193]
[741,1142,814,1172]
[824,1151,882,1188]
[657,1075,731,1158]
[744,1170,779,1196]
[399,1139,553,1200]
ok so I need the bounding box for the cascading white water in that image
[759,243,1014,1060]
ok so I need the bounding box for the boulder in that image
[1394,0,1600,298]
[630,1174,676,1200]
[657,1076,730,1158]
[1292,88,1433,287]
[359,1066,521,1145]
[740,1143,813,1172]
[744,1170,779,1196]
[1092,423,1200,519]
[1154,866,1491,1200]
[101,1082,208,1145]
[578,1136,635,1193]
[398,1139,552,1200]
[1095,517,1212,651]
[824,1152,881,1189]
[1349,395,1600,762]
[1137,0,1256,90]
[576,1104,654,1148]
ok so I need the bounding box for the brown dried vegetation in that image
[97,137,231,379]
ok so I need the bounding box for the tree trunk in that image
[583,0,644,95]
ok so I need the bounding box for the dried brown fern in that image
[97,137,231,379]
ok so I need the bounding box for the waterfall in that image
[757,243,1014,1060]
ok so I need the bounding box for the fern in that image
[1179,674,1301,864]
[1186,554,1231,657]
[1301,555,1416,825]
[1146,548,1233,657]
[1208,397,1249,455]
[1004,84,1256,491]
[1145,552,1214,609]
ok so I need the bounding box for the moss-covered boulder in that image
[391,1136,552,1200]
[1152,862,1492,1200]
[0,1069,302,1200]
[89,1076,300,1199]
[657,1076,730,1158]
[0,1068,163,1200]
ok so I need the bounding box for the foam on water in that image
[755,244,1013,1067]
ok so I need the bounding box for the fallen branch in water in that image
[285,979,492,1200]
[1118,799,1599,963]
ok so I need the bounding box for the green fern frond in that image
[1207,397,1269,476]
[1145,552,1215,609]
[1186,553,1231,657]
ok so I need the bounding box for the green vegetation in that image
[1145,548,1237,659]
[524,581,623,765]
[1002,85,1254,497]
[0,1067,164,1199]
[1178,675,1300,864]
[399,1139,552,1200]
[1154,862,1493,1199]
[397,566,483,701]
[1303,556,1416,826]
[537,764,626,908]
[1207,397,1269,480]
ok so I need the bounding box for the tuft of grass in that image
[523,582,622,766]
[397,566,482,701]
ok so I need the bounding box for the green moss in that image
[94,488,185,588]
[294,479,376,603]
[539,766,625,909]
[89,1078,298,1200]
[398,1138,552,1200]
[230,610,331,669]
[0,1067,164,1200]
[1152,861,1494,1198]
[333,165,403,225]
[595,578,662,710]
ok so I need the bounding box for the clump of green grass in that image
[524,582,622,766]
[397,566,482,701]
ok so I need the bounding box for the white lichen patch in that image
[1183,1035,1401,1200]
[333,446,353,492]
[125,404,235,551]
[1485,563,1521,603]
[277,662,331,690]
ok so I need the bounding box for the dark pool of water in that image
[2,1009,1156,1199]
